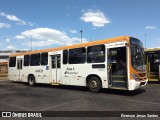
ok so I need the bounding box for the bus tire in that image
[28,75,35,86]
[88,76,102,93]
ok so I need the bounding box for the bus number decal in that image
[35,69,43,73]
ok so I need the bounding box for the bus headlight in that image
[132,74,140,81]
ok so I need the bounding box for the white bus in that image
[8,36,148,92]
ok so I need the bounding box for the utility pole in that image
[80,30,82,44]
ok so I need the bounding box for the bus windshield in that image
[130,38,146,71]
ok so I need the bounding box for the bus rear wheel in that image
[28,75,35,86]
[88,76,102,93]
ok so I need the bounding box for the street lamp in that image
[80,30,82,44]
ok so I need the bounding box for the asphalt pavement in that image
[0,80,160,120]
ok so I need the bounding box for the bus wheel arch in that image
[86,74,102,93]
[28,74,36,86]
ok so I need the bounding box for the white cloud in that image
[15,35,26,39]
[0,12,18,21]
[7,45,16,49]
[16,28,88,47]
[145,26,156,30]
[0,22,11,28]
[0,12,34,26]
[6,39,10,42]
[80,9,111,27]
[69,29,77,34]
[28,22,34,27]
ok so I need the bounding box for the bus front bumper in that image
[129,79,148,90]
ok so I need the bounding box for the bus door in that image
[147,52,160,81]
[108,47,128,89]
[17,58,23,81]
[51,54,61,84]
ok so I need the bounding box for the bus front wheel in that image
[88,76,102,93]
[28,75,35,86]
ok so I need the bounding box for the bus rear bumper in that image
[129,79,148,90]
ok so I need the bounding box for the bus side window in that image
[9,57,16,67]
[24,55,30,66]
[69,47,86,64]
[153,53,160,63]
[41,52,48,65]
[30,53,40,66]
[63,50,68,64]
[87,45,105,63]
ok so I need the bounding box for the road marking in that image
[40,98,86,111]
[0,102,31,111]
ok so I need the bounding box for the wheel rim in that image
[29,79,33,85]
[90,80,98,89]
[29,78,33,85]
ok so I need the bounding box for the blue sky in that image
[0,0,160,50]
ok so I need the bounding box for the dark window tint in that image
[52,56,56,68]
[52,55,61,68]
[24,55,30,66]
[17,60,22,69]
[87,45,105,63]
[69,47,86,64]
[9,57,16,67]
[63,50,68,64]
[148,53,160,72]
[30,53,40,66]
[130,37,143,47]
[57,55,61,68]
[41,52,48,65]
